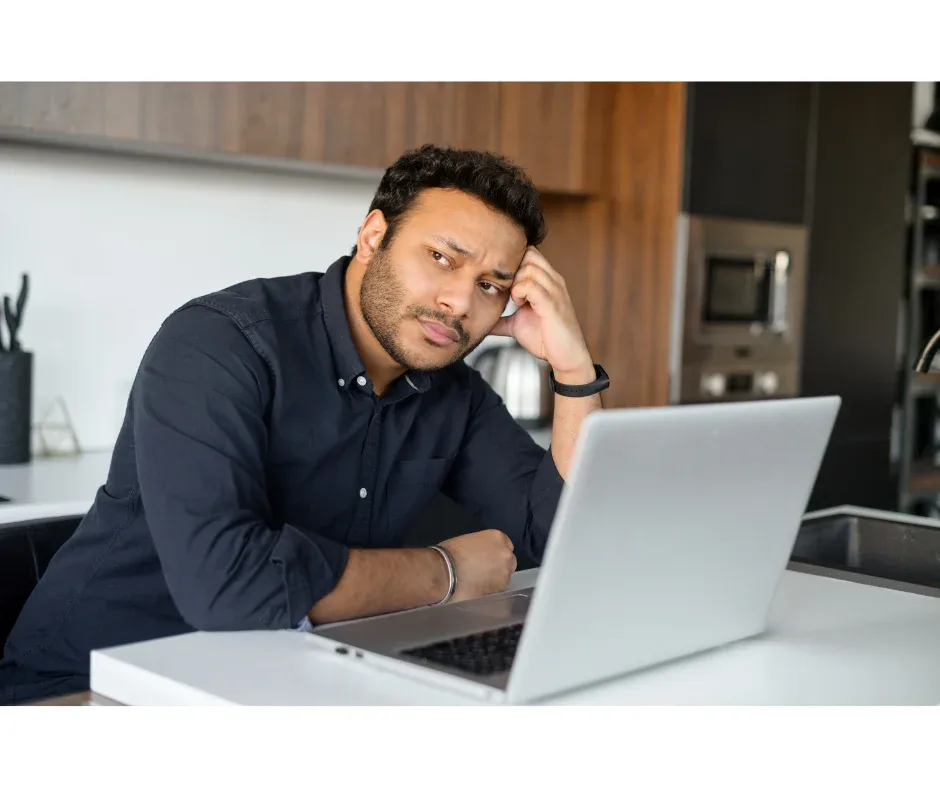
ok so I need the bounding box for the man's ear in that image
[355,210,388,265]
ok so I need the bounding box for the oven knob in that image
[755,372,779,395]
[701,373,726,397]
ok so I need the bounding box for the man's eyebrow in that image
[431,235,475,258]
[429,235,514,281]
[488,269,515,282]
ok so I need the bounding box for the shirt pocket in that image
[384,456,455,539]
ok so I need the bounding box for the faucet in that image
[915,328,940,373]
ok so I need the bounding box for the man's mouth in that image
[418,318,460,346]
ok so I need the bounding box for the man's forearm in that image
[550,362,602,480]
[307,547,448,625]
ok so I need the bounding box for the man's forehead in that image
[407,189,527,253]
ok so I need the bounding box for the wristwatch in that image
[549,363,610,398]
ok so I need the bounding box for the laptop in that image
[308,396,841,704]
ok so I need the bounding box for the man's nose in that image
[436,278,474,320]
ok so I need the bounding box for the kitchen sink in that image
[791,507,940,597]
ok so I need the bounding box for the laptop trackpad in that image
[460,592,531,621]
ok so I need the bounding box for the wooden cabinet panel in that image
[402,83,503,154]
[298,83,327,164]
[539,196,610,360]
[534,86,685,410]
[0,82,603,191]
[605,82,686,408]
[216,83,305,159]
[499,82,597,194]
[101,83,141,140]
[451,83,502,152]
[0,83,107,136]
[405,83,456,149]
[0,83,141,143]
[138,83,218,151]
[301,83,408,169]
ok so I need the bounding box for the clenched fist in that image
[437,529,517,602]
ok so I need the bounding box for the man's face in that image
[359,188,527,371]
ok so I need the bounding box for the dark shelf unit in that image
[897,139,940,511]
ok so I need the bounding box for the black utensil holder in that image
[0,351,32,464]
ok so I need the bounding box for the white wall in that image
[0,144,380,451]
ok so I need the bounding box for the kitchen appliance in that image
[471,340,553,428]
[670,214,809,404]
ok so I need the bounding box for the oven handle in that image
[770,251,790,334]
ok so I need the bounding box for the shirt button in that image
[359,487,368,499]
[356,375,367,387]
[337,378,345,387]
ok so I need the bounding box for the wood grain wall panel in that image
[450,83,502,152]
[101,83,141,140]
[405,82,456,149]
[539,196,611,362]
[0,83,23,128]
[298,82,327,163]
[216,82,305,159]
[0,83,106,136]
[311,83,409,169]
[499,82,590,194]
[584,83,615,197]
[138,83,219,151]
[604,82,686,408]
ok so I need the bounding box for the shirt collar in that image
[319,256,433,394]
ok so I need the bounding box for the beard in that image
[359,248,484,371]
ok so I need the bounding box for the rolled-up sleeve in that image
[442,366,565,563]
[132,305,349,631]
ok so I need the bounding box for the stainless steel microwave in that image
[670,214,809,403]
[702,249,790,332]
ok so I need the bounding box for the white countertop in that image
[90,566,940,705]
[0,450,112,526]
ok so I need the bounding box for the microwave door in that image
[704,256,768,324]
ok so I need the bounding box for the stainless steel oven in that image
[670,214,809,404]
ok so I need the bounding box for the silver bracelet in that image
[428,545,457,605]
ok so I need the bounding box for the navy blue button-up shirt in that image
[1,256,564,697]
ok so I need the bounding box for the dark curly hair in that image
[352,144,546,256]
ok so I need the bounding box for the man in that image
[0,144,607,704]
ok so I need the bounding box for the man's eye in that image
[431,250,450,266]
[479,282,501,296]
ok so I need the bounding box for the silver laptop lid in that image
[506,396,840,704]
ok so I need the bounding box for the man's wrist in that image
[428,545,457,605]
[552,358,596,386]
[427,546,451,603]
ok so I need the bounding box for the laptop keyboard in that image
[401,623,524,676]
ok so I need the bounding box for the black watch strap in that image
[549,363,610,398]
